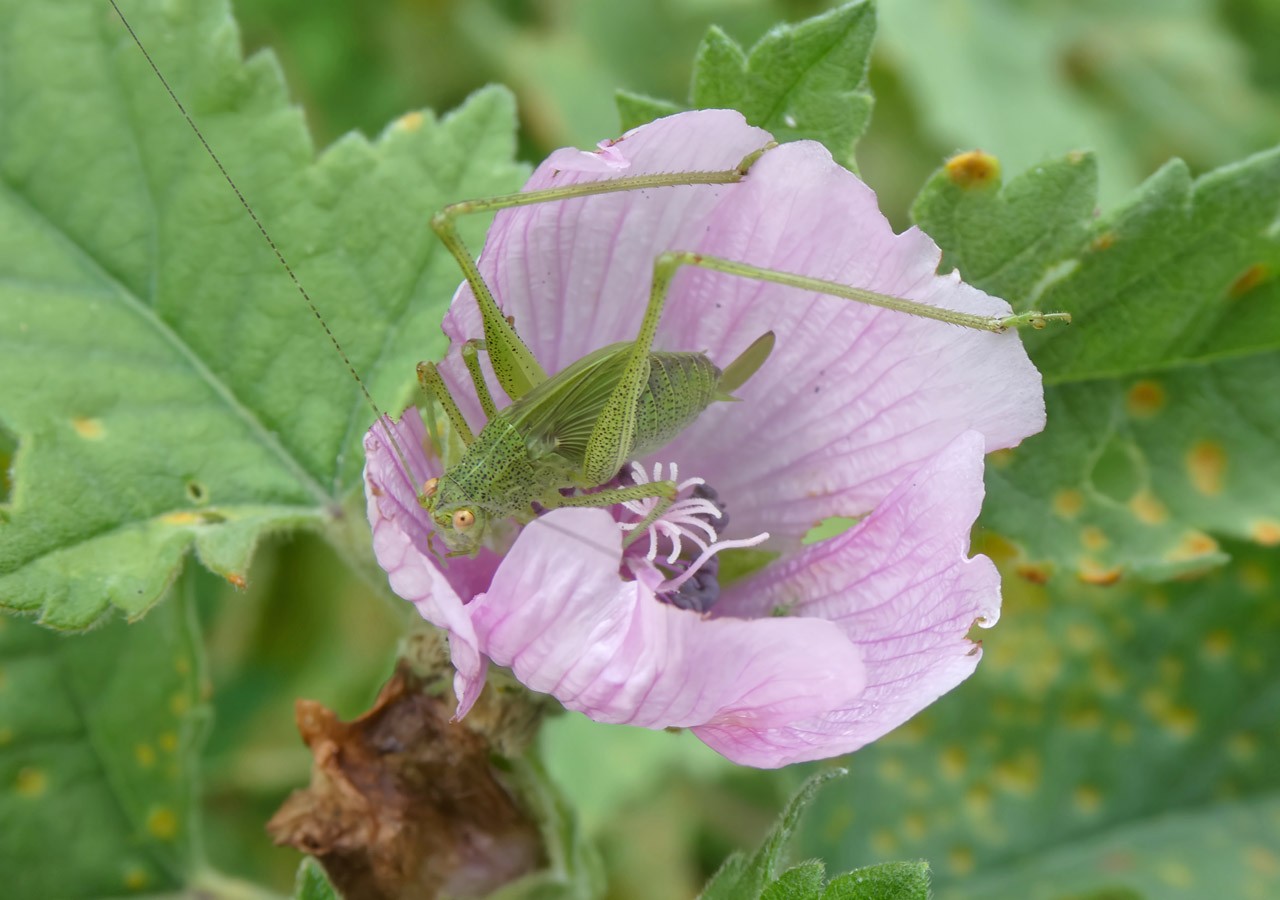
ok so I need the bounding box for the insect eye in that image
[452,509,476,531]
[421,477,439,498]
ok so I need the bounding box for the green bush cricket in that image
[111,1,1070,563]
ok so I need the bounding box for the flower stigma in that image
[617,461,770,612]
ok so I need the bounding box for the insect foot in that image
[364,109,1047,767]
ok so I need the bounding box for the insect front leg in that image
[417,361,476,446]
[543,481,679,550]
[460,339,498,420]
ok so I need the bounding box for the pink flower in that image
[364,110,1044,767]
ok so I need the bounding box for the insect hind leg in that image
[655,252,1072,333]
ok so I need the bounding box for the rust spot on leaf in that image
[1090,231,1116,252]
[987,448,1015,469]
[1080,526,1109,551]
[1165,531,1219,563]
[1228,263,1271,298]
[1125,380,1165,417]
[395,111,424,132]
[1185,441,1227,496]
[1128,490,1169,525]
[945,151,1000,188]
[1077,558,1123,586]
[71,417,105,439]
[1251,519,1280,546]
[1015,562,1051,585]
[1052,488,1085,519]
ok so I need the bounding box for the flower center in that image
[617,461,769,613]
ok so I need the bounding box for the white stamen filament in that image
[618,461,770,592]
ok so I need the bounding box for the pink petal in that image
[468,509,866,758]
[700,431,999,766]
[436,110,1043,545]
[363,413,499,715]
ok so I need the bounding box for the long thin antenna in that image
[108,0,416,484]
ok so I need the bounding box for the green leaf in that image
[691,2,875,168]
[762,861,826,900]
[912,148,1280,578]
[877,0,1280,205]
[0,584,205,897]
[615,89,684,133]
[0,0,527,629]
[823,861,930,900]
[793,544,1280,896]
[293,857,338,900]
[949,793,1279,900]
[702,769,846,900]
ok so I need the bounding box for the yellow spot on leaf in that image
[1251,519,1280,546]
[878,757,905,781]
[1162,706,1198,740]
[396,111,425,132]
[1128,489,1169,524]
[940,746,967,781]
[159,731,178,753]
[15,767,47,797]
[146,806,179,841]
[1126,380,1165,417]
[134,743,156,768]
[965,784,993,818]
[1090,231,1116,252]
[1091,657,1124,695]
[1015,562,1051,584]
[1073,784,1102,814]
[945,150,1000,187]
[987,448,1014,468]
[71,417,105,439]
[1186,440,1227,495]
[1228,732,1258,762]
[1052,488,1085,519]
[1080,526,1109,551]
[1229,263,1271,298]
[993,752,1041,795]
[160,511,202,526]
[174,656,190,676]
[123,866,149,890]
[0,727,12,746]
[1077,558,1123,585]
[1166,531,1219,563]
[1238,560,1271,594]
[1066,704,1102,731]
[1245,845,1279,876]
[948,846,976,875]
[169,693,190,716]
[1202,629,1232,661]
[1157,859,1194,888]
[871,829,899,856]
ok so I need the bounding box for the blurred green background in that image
[184,0,1280,896]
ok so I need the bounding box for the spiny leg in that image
[460,339,498,420]
[543,480,679,549]
[416,361,476,446]
[655,252,1073,332]
[428,144,776,402]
